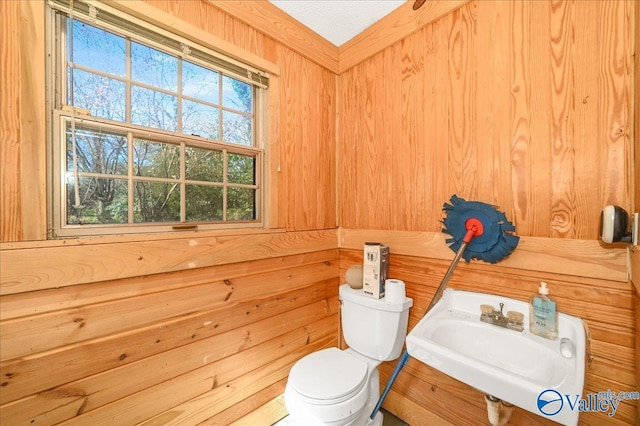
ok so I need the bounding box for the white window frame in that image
[46,0,269,238]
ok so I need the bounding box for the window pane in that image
[69,19,125,77]
[222,111,252,146]
[227,153,255,184]
[133,139,180,179]
[134,181,180,222]
[186,185,223,221]
[182,100,219,140]
[54,11,262,235]
[183,61,219,103]
[66,125,128,175]
[66,177,128,224]
[131,86,178,131]
[222,76,252,112]
[185,147,223,182]
[227,187,256,220]
[70,69,126,121]
[131,42,178,91]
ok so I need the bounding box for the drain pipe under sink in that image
[484,395,514,426]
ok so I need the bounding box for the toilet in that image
[284,284,413,426]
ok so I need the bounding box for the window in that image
[47,0,268,237]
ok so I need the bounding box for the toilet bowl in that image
[284,347,382,426]
[284,284,413,426]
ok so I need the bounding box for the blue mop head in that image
[442,195,520,263]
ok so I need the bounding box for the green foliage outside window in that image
[60,16,260,231]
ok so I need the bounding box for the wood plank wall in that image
[337,1,637,425]
[1,240,340,425]
[1,0,638,425]
[632,2,640,423]
[338,0,632,238]
[340,248,635,426]
[339,226,632,425]
[140,0,338,232]
[0,0,338,424]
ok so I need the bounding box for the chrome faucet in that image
[480,303,524,332]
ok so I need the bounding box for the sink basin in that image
[406,289,585,426]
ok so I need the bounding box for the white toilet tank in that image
[339,284,413,361]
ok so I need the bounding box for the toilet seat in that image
[288,348,368,405]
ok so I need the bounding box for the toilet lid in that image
[289,348,368,402]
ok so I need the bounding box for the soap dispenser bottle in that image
[529,281,558,340]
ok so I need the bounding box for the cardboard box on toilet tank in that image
[362,242,389,299]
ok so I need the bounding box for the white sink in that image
[406,289,585,426]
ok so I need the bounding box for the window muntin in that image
[66,19,255,142]
[59,116,259,228]
[50,6,265,236]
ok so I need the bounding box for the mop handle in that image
[369,239,470,422]
[428,218,482,308]
[427,239,469,311]
[368,349,410,423]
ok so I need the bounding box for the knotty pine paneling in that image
[341,248,637,426]
[0,229,337,295]
[0,261,337,361]
[276,45,337,231]
[0,249,339,424]
[203,0,339,72]
[337,0,632,239]
[0,1,22,243]
[0,0,47,242]
[632,1,638,422]
[140,0,274,73]
[336,2,635,422]
[338,0,471,73]
[339,228,628,282]
[142,0,338,233]
[1,0,336,241]
[1,0,338,424]
[1,0,637,425]
[636,290,640,425]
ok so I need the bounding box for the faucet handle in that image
[506,310,525,332]
[480,304,495,315]
[498,302,505,315]
[507,311,524,324]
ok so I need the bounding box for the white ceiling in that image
[268,0,406,46]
